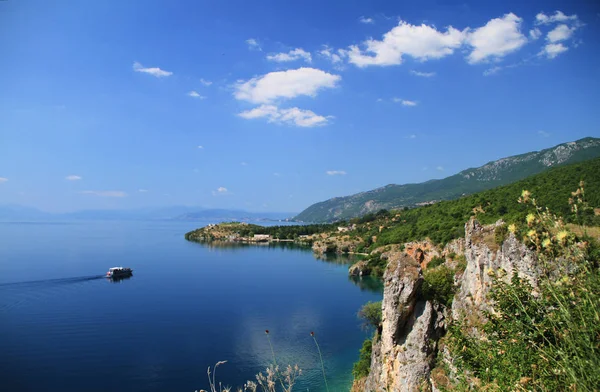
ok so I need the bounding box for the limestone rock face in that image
[451,218,540,321]
[349,260,370,276]
[364,253,445,392]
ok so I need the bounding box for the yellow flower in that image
[542,238,552,248]
[508,224,517,234]
[556,230,569,243]
[527,230,537,239]
[526,213,536,226]
[521,190,531,202]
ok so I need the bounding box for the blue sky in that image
[1,0,599,213]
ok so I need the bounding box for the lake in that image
[0,221,382,392]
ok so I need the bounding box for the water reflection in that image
[106,275,133,284]
[348,275,384,293]
[192,240,310,253]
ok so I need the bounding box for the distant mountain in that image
[0,205,294,222]
[294,137,600,223]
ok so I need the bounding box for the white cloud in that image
[241,162,248,166]
[535,11,578,25]
[267,48,312,63]
[346,20,466,67]
[0,177,7,183]
[540,43,568,59]
[319,46,344,64]
[410,70,436,77]
[234,68,341,104]
[197,145,204,149]
[326,170,346,176]
[465,13,527,64]
[376,98,383,102]
[436,166,445,171]
[81,190,127,197]
[188,91,206,99]
[238,105,331,127]
[406,134,417,139]
[65,175,82,181]
[246,38,261,51]
[138,189,149,192]
[529,28,542,40]
[359,16,374,24]
[537,130,550,137]
[132,61,172,78]
[199,78,212,86]
[212,186,231,196]
[393,98,417,106]
[547,24,575,43]
[483,66,502,76]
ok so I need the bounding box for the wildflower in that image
[508,224,517,234]
[556,230,569,244]
[520,190,531,203]
[310,331,314,337]
[542,238,552,249]
[526,230,537,239]
[526,213,536,226]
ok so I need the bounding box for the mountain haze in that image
[294,137,600,222]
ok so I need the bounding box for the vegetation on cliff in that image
[441,183,600,391]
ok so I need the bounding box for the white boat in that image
[106,267,133,278]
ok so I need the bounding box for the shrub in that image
[352,339,372,379]
[494,223,508,246]
[358,301,382,330]
[427,256,446,269]
[421,265,456,307]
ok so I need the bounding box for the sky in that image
[1,0,599,213]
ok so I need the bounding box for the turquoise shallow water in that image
[0,221,382,392]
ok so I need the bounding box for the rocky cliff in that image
[358,218,541,391]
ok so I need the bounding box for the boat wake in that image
[0,275,105,288]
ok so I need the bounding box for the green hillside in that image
[294,137,600,223]
[364,156,600,247]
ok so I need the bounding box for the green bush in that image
[421,265,456,307]
[427,256,446,269]
[352,339,372,379]
[358,301,382,330]
[494,223,508,246]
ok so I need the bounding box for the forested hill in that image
[294,137,600,223]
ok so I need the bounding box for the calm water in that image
[0,221,382,392]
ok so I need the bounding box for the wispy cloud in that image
[212,187,231,196]
[537,130,550,137]
[0,177,7,183]
[246,38,262,51]
[540,43,568,59]
[410,70,436,77]
[267,48,312,63]
[238,105,332,127]
[326,170,347,176]
[138,189,149,193]
[393,98,417,106]
[132,61,172,78]
[197,145,204,149]
[199,78,212,86]
[241,162,248,166]
[406,134,417,139]
[436,166,445,171]
[483,66,503,76]
[65,175,82,181]
[273,172,281,177]
[359,16,374,24]
[188,91,206,99]
[535,11,579,25]
[319,45,344,65]
[81,190,127,197]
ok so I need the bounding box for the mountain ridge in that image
[294,137,600,222]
